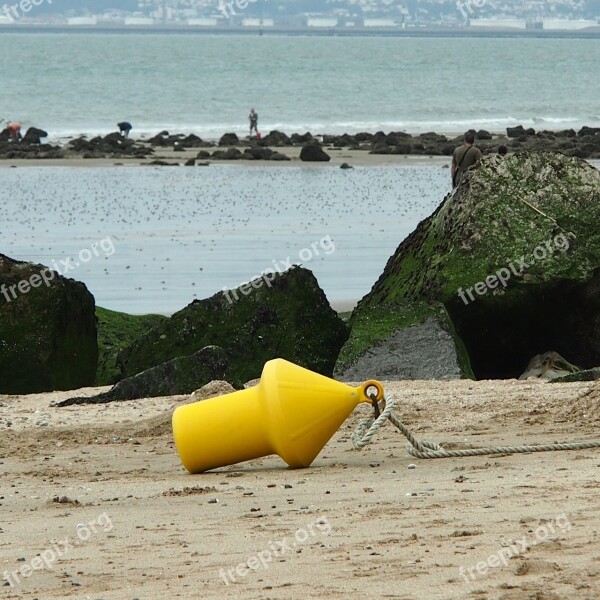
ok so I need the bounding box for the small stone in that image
[407,464,416,469]
[208,498,219,504]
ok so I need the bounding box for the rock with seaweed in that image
[117,266,348,386]
[96,307,167,385]
[0,254,97,394]
[338,152,600,380]
[56,345,228,406]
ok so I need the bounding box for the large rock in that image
[0,254,97,393]
[57,345,228,406]
[340,152,600,380]
[336,305,472,381]
[260,130,292,146]
[117,266,348,386]
[96,307,168,385]
[300,144,331,162]
[67,134,153,158]
[21,127,48,145]
[218,133,240,146]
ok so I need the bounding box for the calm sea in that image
[0,34,599,139]
[1,34,599,313]
[0,165,449,313]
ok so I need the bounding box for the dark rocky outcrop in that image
[56,345,228,406]
[21,127,48,144]
[260,130,292,146]
[211,148,243,160]
[117,266,348,387]
[0,254,97,394]
[67,134,153,159]
[290,132,314,145]
[96,307,167,386]
[218,132,240,146]
[552,367,600,383]
[270,151,291,161]
[338,152,600,380]
[300,143,331,162]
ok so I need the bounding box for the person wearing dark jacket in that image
[118,122,132,139]
[451,132,482,187]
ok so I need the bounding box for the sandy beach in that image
[0,145,454,169]
[1,378,599,599]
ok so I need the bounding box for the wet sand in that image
[0,146,453,169]
[1,378,599,599]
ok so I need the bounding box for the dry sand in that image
[1,378,600,599]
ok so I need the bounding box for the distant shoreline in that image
[1,24,600,38]
[2,126,600,169]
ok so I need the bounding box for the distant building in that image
[469,18,526,29]
[307,17,338,27]
[67,17,99,26]
[242,18,275,27]
[124,17,155,25]
[187,17,218,26]
[363,18,397,27]
[542,19,598,30]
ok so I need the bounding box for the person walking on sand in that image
[249,108,258,136]
[451,132,482,187]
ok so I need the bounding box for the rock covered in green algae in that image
[117,266,348,386]
[335,304,473,381]
[96,307,168,386]
[57,345,228,406]
[0,254,97,394]
[339,152,600,380]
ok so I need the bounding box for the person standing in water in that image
[249,108,258,136]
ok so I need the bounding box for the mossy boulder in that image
[117,266,348,386]
[0,254,97,393]
[96,307,167,385]
[335,303,473,380]
[341,152,600,380]
[57,345,228,406]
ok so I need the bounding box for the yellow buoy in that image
[172,358,384,473]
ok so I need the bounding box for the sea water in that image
[0,34,599,139]
[0,165,450,313]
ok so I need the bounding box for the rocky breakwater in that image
[322,126,600,159]
[336,151,600,381]
[67,133,154,159]
[0,126,64,160]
